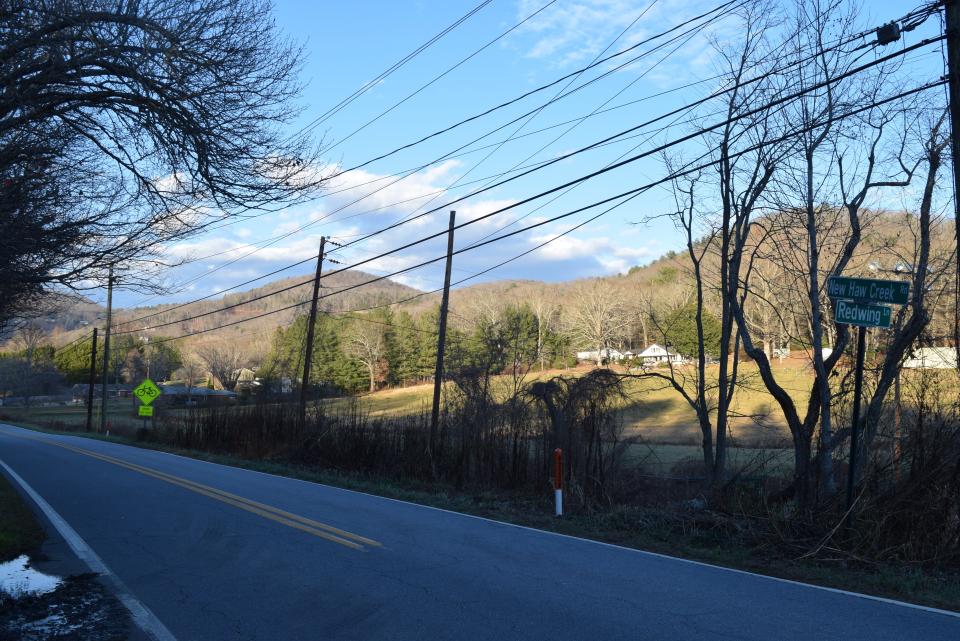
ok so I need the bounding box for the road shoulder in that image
[0,457,164,641]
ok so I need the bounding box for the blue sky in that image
[108,0,943,308]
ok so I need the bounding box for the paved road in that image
[1,423,957,641]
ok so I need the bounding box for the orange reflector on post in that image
[553,448,563,517]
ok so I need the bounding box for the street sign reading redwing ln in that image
[827,275,909,305]
[833,299,892,328]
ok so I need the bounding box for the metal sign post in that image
[845,326,867,515]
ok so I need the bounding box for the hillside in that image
[37,269,422,351]
[21,208,951,357]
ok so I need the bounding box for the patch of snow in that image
[0,555,62,598]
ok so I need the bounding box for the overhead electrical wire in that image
[297,0,494,134]
[318,36,943,254]
[351,0,670,257]
[324,0,742,175]
[123,0,886,310]
[124,0,932,320]
[131,76,946,345]
[140,77,945,347]
[114,1,750,314]
[116,39,943,337]
[115,6,938,332]
[302,0,561,149]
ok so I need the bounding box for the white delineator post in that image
[553,448,563,517]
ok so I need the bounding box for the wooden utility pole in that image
[299,237,326,428]
[99,266,114,434]
[85,327,98,432]
[430,211,456,453]
[946,0,960,367]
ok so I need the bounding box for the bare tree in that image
[13,324,47,365]
[632,1,781,487]
[345,319,386,393]
[566,280,629,366]
[174,355,206,403]
[724,0,936,505]
[530,295,558,372]
[1,0,323,324]
[197,343,247,391]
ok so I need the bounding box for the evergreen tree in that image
[663,302,723,359]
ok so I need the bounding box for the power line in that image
[125,0,877,308]
[306,0,561,149]
[119,26,939,334]
[293,0,494,136]
[120,0,931,316]
[324,36,942,254]
[118,42,943,338]
[115,20,738,317]
[326,1,742,175]
[137,76,945,347]
[352,0,670,261]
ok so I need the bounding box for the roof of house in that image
[159,385,239,397]
[903,347,958,369]
[638,344,679,357]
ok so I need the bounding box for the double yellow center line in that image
[21,434,380,551]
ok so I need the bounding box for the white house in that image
[903,347,958,370]
[575,348,626,363]
[637,343,686,365]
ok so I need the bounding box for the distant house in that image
[903,347,958,370]
[575,348,626,363]
[637,344,685,365]
[70,384,132,404]
[156,384,239,407]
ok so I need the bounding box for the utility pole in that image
[299,237,326,429]
[85,327,98,432]
[99,266,114,434]
[430,211,456,453]
[946,0,960,368]
[845,325,867,517]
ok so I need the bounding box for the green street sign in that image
[138,405,154,417]
[133,378,162,406]
[834,300,892,328]
[827,275,909,305]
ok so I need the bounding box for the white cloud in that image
[512,0,736,78]
[145,153,670,307]
[529,231,655,273]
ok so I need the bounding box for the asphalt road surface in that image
[1,423,958,641]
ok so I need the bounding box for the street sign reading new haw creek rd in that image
[827,275,910,305]
[133,378,162,406]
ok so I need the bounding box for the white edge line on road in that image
[0,456,179,641]
[7,424,960,620]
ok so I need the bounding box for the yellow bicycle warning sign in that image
[133,379,162,406]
